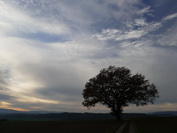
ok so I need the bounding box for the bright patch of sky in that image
[0,0,177,113]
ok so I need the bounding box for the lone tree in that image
[82,66,159,120]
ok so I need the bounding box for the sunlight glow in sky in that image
[0,0,177,113]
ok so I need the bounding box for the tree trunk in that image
[115,110,121,121]
[111,107,122,121]
[111,106,123,121]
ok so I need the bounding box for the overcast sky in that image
[0,0,177,113]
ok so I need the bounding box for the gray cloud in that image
[0,0,177,113]
[163,12,177,21]
[0,66,11,90]
[0,94,15,101]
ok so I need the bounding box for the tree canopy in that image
[82,66,159,120]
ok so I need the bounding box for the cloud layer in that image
[0,0,177,113]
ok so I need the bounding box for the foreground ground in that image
[135,116,177,133]
[116,116,177,133]
[0,120,120,133]
[1,117,177,133]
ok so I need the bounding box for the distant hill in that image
[0,108,21,114]
[24,111,58,114]
[0,112,115,121]
[150,111,177,116]
[0,108,177,121]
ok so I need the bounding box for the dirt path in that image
[115,121,138,133]
[128,122,137,133]
[115,122,128,133]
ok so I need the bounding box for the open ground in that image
[0,117,177,133]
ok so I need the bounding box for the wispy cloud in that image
[0,1,70,42]
[163,12,177,21]
[138,6,152,15]
[0,0,177,113]
[93,18,162,42]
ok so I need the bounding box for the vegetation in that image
[1,114,177,133]
[0,113,115,121]
[0,120,120,133]
[82,66,159,120]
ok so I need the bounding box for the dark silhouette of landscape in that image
[0,108,177,133]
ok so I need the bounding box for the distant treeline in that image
[0,112,148,121]
[0,113,114,121]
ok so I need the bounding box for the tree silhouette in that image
[82,66,159,120]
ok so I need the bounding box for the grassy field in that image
[135,116,177,133]
[0,120,121,133]
[1,117,177,133]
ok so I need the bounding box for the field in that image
[135,116,177,133]
[107,116,177,133]
[0,120,121,133]
[1,117,177,133]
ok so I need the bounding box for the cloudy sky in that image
[0,0,177,113]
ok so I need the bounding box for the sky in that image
[0,0,177,113]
